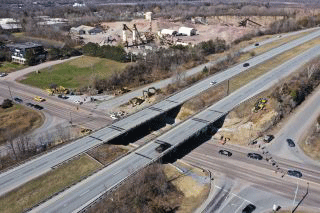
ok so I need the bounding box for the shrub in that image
[1,99,13,109]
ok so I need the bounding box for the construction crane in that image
[239,18,262,27]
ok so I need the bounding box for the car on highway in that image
[0,72,8,77]
[242,204,256,213]
[155,142,172,153]
[14,97,23,103]
[34,96,46,102]
[286,139,295,147]
[243,63,250,67]
[254,42,259,46]
[58,94,69,99]
[210,81,217,85]
[287,170,302,178]
[218,150,232,157]
[34,104,44,110]
[247,153,263,160]
[26,102,35,107]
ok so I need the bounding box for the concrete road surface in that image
[28,45,320,213]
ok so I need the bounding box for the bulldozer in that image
[253,98,268,113]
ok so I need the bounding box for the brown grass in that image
[300,122,320,160]
[86,144,129,165]
[0,154,102,213]
[0,104,43,144]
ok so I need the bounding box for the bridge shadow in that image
[161,114,227,164]
[109,105,182,145]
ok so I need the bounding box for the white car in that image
[210,81,216,85]
[74,100,83,104]
[0,73,8,77]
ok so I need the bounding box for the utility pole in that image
[8,85,13,100]
[227,79,230,96]
[69,112,72,125]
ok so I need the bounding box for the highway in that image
[1,28,320,197]
[29,45,320,213]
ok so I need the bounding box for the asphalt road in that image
[1,29,320,198]
[97,27,320,111]
[268,87,320,164]
[29,45,320,213]
[184,141,320,212]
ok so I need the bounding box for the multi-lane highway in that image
[1,28,320,198]
[29,45,320,213]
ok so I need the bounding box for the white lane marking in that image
[80,189,90,197]
[235,200,247,213]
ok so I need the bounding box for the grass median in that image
[20,56,128,89]
[0,154,102,213]
[229,38,320,93]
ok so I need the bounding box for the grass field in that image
[20,56,129,89]
[0,62,26,73]
[0,104,43,144]
[0,154,102,213]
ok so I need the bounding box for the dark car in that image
[26,102,35,107]
[264,135,274,143]
[254,42,259,46]
[14,97,23,103]
[287,170,302,178]
[243,63,250,67]
[34,104,44,110]
[0,72,8,77]
[247,153,263,160]
[286,139,295,147]
[218,150,232,157]
[242,204,256,213]
[155,142,172,153]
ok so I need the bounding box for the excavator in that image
[239,18,262,27]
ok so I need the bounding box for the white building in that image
[0,18,21,32]
[160,29,178,36]
[178,27,197,36]
[73,3,86,7]
[70,25,102,35]
[145,12,152,21]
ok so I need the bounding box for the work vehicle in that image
[287,170,302,178]
[0,72,8,77]
[286,139,295,147]
[155,142,171,153]
[34,96,45,102]
[14,97,23,103]
[247,153,262,160]
[218,150,232,157]
[242,204,256,213]
[243,63,250,67]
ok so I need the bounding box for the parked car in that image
[155,142,172,153]
[242,204,256,213]
[210,81,217,85]
[14,97,23,103]
[286,139,295,147]
[247,153,263,160]
[26,102,35,107]
[0,72,8,77]
[218,150,232,157]
[243,63,250,67]
[34,96,45,102]
[34,104,44,110]
[287,170,302,178]
[264,135,274,143]
[58,94,69,99]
